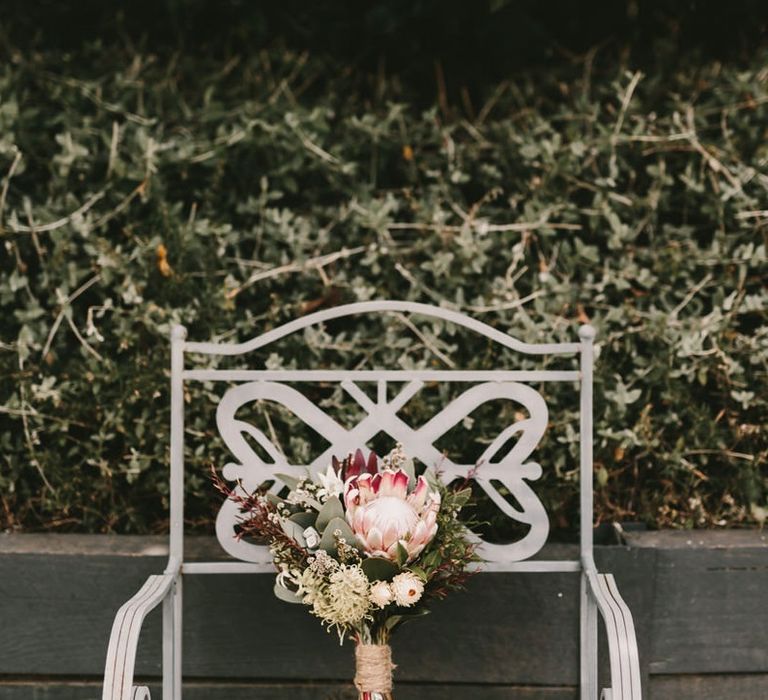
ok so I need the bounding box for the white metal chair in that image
[102,300,642,700]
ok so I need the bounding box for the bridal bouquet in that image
[215,445,478,699]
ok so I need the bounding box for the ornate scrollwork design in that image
[215,380,549,564]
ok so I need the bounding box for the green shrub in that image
[1,19,766,535]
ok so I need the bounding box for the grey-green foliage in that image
[0,45,766,534]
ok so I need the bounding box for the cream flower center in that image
[364,496,419,535]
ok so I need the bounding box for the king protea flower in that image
[344,468,440,563]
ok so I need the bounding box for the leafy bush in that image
[1,6,766,535]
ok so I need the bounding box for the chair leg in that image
[162,585,175,700]
[581,573,598,700]
[172,578,182,700]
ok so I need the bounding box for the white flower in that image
[316,464,345,500]
[369,580,394,609]
[312,564,371,625]
[303,526,320,549]
[391,571,424,607]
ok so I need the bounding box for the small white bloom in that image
[316,464,344,500]
[391,571,424,607]
[369,580,394,609]
[303,526,321,549]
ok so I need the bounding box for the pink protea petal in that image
[385,540,401,558]
[357,474,375,505]
[366,450,378,474]
[381,522,400,551]
[353,507,366,533]
[407,476,429,510]
[365,526,383,551]
[362,506,377,534]
[406,541,427,561]
[378,470,396,497]
[411,519,428,545]
[352,448,367,476]
[392,469,409,499]
[371,472,382,494]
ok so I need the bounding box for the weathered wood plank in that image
[649,673,768,700]
[2,531,767,688]
[0,681,577,699]
[648,547,768,674]
[0,551,583,684]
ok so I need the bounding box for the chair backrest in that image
[170,301,596,574]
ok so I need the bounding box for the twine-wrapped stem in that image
[355,642,395,699]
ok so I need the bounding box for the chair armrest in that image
[586,570,642,700]
[102,573,176,700]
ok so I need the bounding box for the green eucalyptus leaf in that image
[318,516,362,555]
[289,511,317,529]
[384,608,430,632]
[361,556,399,582]
[280,519,307,547]
[395,541,409,567]
[315,495,344,532]
[273,584,303,605]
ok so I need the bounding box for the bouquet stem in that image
[355,642,395,699]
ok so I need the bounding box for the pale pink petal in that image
[344,486,359,509]
[392,470,409,499]
[407,476,428,510]
[362,506,377,534]
[411,519,428,545]
[385,540,400,558]
[406,541,426,561]
[353,507,366,534]
[357,474,374,505]
[378,470,395,497]
[381,522,400,550]
[365,526,383,552]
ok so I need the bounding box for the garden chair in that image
[102,300,641,700]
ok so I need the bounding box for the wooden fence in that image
[1,530,766,699]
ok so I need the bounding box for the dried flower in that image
[312,564,371,626]
[391,572,424,607]
[369,581,394,609]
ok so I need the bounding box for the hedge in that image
[0,5,766,536]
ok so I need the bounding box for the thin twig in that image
[41,273,102,358]
[66,314,105,362]
[613,71,643,137]
[91,181,146,229]
[385,219,581,233]
[670,273,713,318]
[16,360,56,493]
[7,189,107,234]
[464,290,545,314]
[106,121,120,178]
[227,246,366,299]
[0,148,22,233]
[0,405,89,428]
[684,106,742,190]
[683,449,754,461]
[392,312,456,368]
